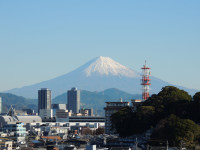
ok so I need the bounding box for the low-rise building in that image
[69,116,104,123]
[0,106,42,127]
[2,122,26,137]
[52,104,67,116]
[131,99,142,111]
[0,138,13,150]
[80,108,94,116]
[56,109,72,122]
[0,115,42,127]
[39,109,53,119]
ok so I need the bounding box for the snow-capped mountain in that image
[6,56,196,98]
[84,56,139,78]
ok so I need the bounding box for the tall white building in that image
[67,88,80,113]
[104,101,129,134]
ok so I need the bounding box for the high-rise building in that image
[67,88,80,113]
[0,97,2,114]
[38,88,51,114]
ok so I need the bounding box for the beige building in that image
[0,138,13,150]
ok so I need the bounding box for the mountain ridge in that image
[0,93,37,112]
[53,88,141,115]
[6,56,197,98]
[0,88,140,115]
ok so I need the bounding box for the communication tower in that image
[141,61,151,100]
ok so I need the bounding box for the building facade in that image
[131,99,142,112]
[104,101,129,134]
[80,108,94,116]
[39,109,53,119]
[52,104,67,116]
[38,88,51,114]
[0,97,2,114]
[0,139,12,150]
[3,122,27,137]
[67,88,80,113]
[56,109,72,122]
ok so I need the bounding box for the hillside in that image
[53,88,141,115]
[0,88,140,115]
[0,93,37,113]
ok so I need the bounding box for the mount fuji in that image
[6,56,196,98]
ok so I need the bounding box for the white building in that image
[3,122,26,137]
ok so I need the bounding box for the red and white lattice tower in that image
[141,61,151,101]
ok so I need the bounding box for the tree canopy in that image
[151,115,200,148]
[157,86,192,103]
[110,86,200,147]
[193,92,200,103]
[111,106,134,137]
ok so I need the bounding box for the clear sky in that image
[0,1,200,92]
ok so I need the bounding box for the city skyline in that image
[0,1,200,92]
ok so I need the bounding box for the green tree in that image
[111,106,134,137]
[193,92,200,103]
[151,114,200,148]
[157,86,192,104]
[111,86,196,138]
[136,106,156,129]
[111,106,156,137]
[187,92,200,123]
[143,86,192,120]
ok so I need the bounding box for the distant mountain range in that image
[0,93,37,112]
[1,88,140,115]
[53,88,141,115]
[6,56,197,99]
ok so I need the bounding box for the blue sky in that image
[0,1,200,92]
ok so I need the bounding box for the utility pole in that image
[147,144,149,150]
[166,140,168,150]
[135,138,138,150]
[180,140,184,150]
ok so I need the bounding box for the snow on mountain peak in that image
[84,56,139,78]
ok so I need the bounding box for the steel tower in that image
[141,61,151,100]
